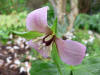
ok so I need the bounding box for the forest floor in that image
[0,34,35,75]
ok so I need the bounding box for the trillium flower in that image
[26,6,86,65]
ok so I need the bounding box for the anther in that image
[38,43,46,49]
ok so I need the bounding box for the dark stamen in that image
[43,35,55,46]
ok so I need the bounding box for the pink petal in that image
[28,40,52,58]
[56,38,86,65]
[26,6,49,33]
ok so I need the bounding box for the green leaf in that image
[50,18,57,35]
[30,60,58,75]
[73,56,100,75]
[12,31,44,40]
[30,59,71,75]
[73,63,100,75]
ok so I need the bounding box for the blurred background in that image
[0,0,100,75]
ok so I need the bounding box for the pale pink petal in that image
[26,6,49,33]
[28,40,52,58]
[56,38,86,65]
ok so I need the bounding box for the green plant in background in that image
[87,38,100,55]
[91,0,100,14]
[0,11,27,28]
[0,0,27,14]
[73,29,90,43]
[74,13,100,33]
[0,11,27,44]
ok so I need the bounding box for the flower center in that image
[43,35,55,46]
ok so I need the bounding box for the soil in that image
[0,35,33,75]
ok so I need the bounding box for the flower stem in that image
[53,59,63,75]
[70,70,73,75]
[52,43,63,75]
[70,66,73,75]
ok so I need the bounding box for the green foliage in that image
[66,0,71,12]
[74,13,100,33]
[0,12,27,44]
[30,59,71,75]
[73,55,100,75]
[0,11,27,29]
[50,18,57,35]
[30,60,58,75]
[91,0,100,14]
[0,0,27,14]
[87,38,100,55]
[12,31,44,40]
[0,30,9,44]
[73,29,90,42]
